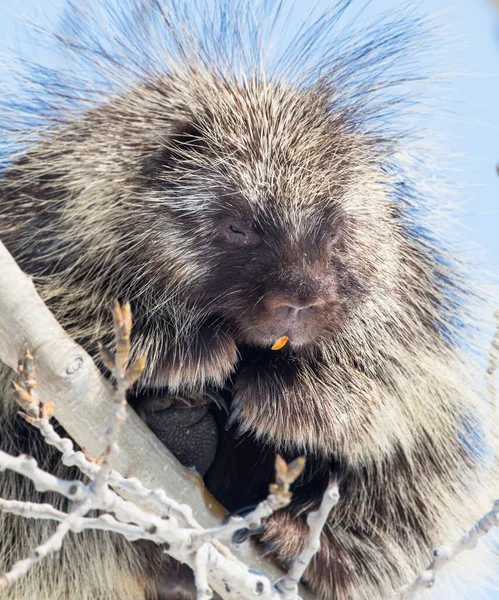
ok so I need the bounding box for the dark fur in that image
[0,1,495,599]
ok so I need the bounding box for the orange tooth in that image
[271,336,289,351]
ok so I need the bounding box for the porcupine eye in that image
[222,219,261,247]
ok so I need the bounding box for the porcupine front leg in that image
[129,318,236,475]
[132,389,227,477]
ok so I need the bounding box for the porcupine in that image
[0,1,496,599]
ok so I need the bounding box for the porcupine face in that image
[195,196,351,349]
[138,80,395,355]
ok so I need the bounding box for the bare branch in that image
[396,500,499,599]
[395,312,499,599]
[0,240,218,523]
[0,239,317,598]
[91,301,140,497]
[0,436,327,599]
[275,482,340,599]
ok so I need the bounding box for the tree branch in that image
[0,313,336,598]
[0,239,318,599]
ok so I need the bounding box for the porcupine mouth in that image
[229,300,341,350]
[235,319,324,351]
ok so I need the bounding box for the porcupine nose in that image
[269,297,325,329]
[275,303,314,321]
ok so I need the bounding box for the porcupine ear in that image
[140,118,205,184]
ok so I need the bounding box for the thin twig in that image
[275,481,340,599]
[194,544,213,600]
[396,500,499,599]
[1,324,326,599]
[92,301,144,497]
[395,310,499,599]
[0,445,317,599]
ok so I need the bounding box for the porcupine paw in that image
[137,396,219,476]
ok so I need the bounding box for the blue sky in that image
[0,1,498,598]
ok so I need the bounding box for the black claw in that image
[228,504,258,517]
[233,423,247,439]
[205,389,229,415]
[232,525,265,544]
[232,527,251,544]
[225,404,242,431]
